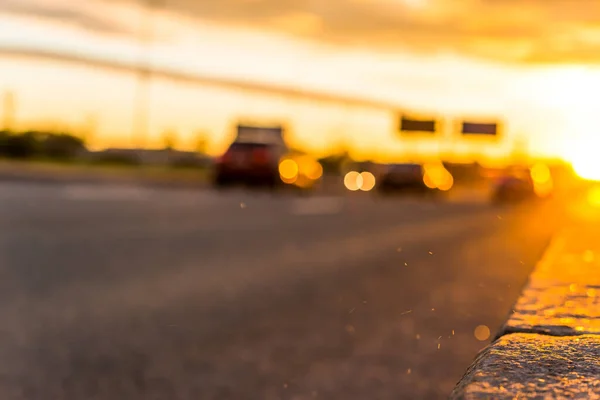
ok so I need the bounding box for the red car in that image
[214,141,288,188]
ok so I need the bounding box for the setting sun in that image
[570,143,600,181]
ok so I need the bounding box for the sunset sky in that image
[2,0,600,161]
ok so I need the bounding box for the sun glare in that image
[571,143,600,181]
[587,186,600,207]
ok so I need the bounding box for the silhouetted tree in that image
[0,131,39,159]
[0,131,86,160]
[42,133,86,160]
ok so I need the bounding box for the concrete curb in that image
[450,334,600,399]
[451,224,600,399]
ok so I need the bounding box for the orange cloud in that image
[8,0,600,63]
[86,0,600,64]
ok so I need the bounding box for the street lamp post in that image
[3,90,15,132]
[132,0,164,149]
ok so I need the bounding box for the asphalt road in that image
[0,182,564,399]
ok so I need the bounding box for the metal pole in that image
[132,0,163,149]
[3,91,15,132]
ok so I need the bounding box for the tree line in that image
[0,130,86,160]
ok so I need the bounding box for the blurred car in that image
[378,164,426,194]
[214,140,287,188]
[492,164,553,203]
[214,141,322,190]
[377,163,453,195]
[492,174,535,203]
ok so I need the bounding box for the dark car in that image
[378,163,452,195]
[492,171,536,203]
[214,141,287,188]
[378,164,427,194]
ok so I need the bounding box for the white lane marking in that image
[290,197,344,215]
[62,185,150,201]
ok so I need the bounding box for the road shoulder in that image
[0,160,209,188]
[451,220,600,399]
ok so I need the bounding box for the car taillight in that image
[252,149,271,164]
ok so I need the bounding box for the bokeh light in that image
[423,172,437,189]
[279,159,299,184]
[437,173,454,192]
[531,163,551,184]
[423,163,454,191]
[344,171,362,191]
[359,172,376,191]
[306,160,324,181]
[474,325,491,341]
[530,163,553,197]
